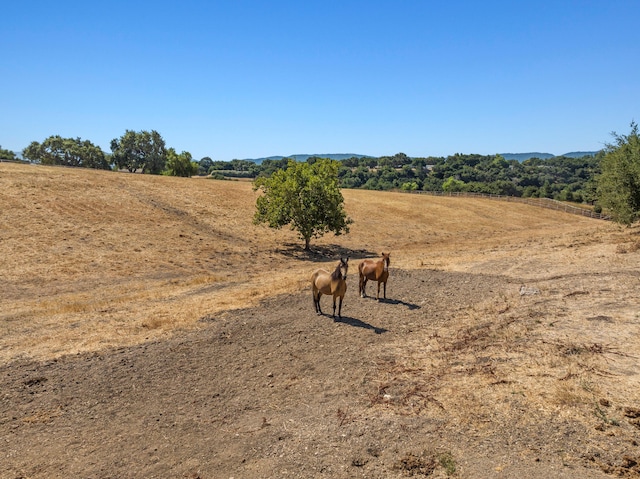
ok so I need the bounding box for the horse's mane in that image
[331,259,347,280]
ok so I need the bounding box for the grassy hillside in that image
[0,162,627,362]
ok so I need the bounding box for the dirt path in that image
[3,267,639,478]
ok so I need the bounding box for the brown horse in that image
[311,258,349,319]
[358,252,390,300]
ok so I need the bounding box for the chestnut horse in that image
[358,252,390,300]
[311,258,349,318]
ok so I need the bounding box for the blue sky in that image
[2,1,638,161]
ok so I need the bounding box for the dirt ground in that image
[2,163,640,478]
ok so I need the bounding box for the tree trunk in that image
[304,237,311,251]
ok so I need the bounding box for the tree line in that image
[203,151,602,204]
[16,130,199,177]
[8,122,640,226]
[9,132,601,202]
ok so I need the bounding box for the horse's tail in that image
[311,272,317,295]
[310,271,320,300]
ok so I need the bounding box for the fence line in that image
[0,159,29,164]
[408,190,610,220]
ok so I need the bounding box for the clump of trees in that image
[110,130,167,174]
[253,159,352,250]
[201,151,601,204]
[23,136,110,169]
[165,148,198,177]
[0,146,20,161]
[597,122,640,224]
[20,130,199,177]
[423,153,601,202]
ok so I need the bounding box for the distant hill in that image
[245,153,372,164]
[560,151,601,158]
[500,152,554,161]
[500,151,600,161]
[246,151,600,164]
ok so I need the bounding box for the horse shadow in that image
[332,315,388,334]
[358,295,421,310]
[277,243,376,262]
[376,298,421,310]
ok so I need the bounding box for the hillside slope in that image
[2,162,640,478]
[0,162,628,362]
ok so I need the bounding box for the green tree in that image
[110,130,166,174]
[391,152,412,167]
[377,156,395,168]
[597,122,640,224]
[401,181,419,191]
[411,157,427,173]
[22,136,109,169]
[539,180,554,199]
[522,185,539,198]
[199,156,214,175]
[230,159,255,171]
[341,156,361,168]
[422,175,444,191]
[165,148,198,177]
[363,177,381,190]
[0,146,18,161]
[442,176,466,192]
[253,159,352,250]
[257,157,290,177]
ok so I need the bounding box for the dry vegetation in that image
[2,162,640,478]
[1,162,624,363]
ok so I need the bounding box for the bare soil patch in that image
[2,163,640,478]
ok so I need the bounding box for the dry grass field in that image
[2,161,640,478]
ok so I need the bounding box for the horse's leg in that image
[383,280,387,299]
[358,274,364,298]
[315,292,323,315]
[332,295,337,318]
[313,289,318,314]
[337,295,343,318]
[361,277,368,298]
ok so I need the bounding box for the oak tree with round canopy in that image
[253,159,352,250]
[110,129,167,174]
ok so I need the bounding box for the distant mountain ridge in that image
[12,150,599,164]
[245,151,600,163]
[500,151,600,161]
[245,153,372,164]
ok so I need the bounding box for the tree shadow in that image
[276,243,376,262]
[332,315,388,334]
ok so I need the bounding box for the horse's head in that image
[334,257,349,280]
[382,252,390,271]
